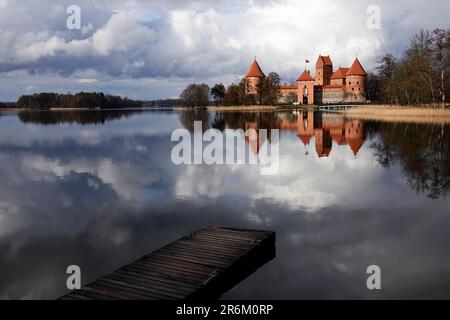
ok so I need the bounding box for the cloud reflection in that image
[0,110,449,299]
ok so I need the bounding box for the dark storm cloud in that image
[0,1,450,99]
[1,0,449,78]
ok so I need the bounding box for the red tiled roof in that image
[346,58,367,76]
[297,69,314,81]
[246,59,265,77]
[332,135,345,145]
[298,134,312,146]
[317,55,333,66]
[347,138,364,155]
[331,67,350,79]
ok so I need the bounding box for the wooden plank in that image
[119,264,207,284]
[59,225,276,300]
[106,273,195,296]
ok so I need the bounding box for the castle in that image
[244,111,365,158]
[245,55,367,105]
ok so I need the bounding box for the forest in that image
[371,28,450,106]
[16,92,143,109]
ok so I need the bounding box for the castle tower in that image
[245,58,265,96]
[315,55,333,86]
[297,69,315,105]
[314,128,332,157]
[297,111,315,146]
[345,119,365,156]
[345,58,367,103]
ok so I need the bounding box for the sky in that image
[0,0,449,101]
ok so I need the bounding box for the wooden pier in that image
[60,225,276,300]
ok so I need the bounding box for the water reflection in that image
[369,121,450,199]
[17,109,148,125]
[176,110,366,159]
[0,109,450,299]
[214,111,365,157]
[183,110,450,200]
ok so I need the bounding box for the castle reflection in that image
[278,111,365,157]
[214,111,365,158]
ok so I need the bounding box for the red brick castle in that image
[245,55,367,105]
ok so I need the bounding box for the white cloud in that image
[91,13,157,55]
[0,0,449,99]
[171,133,392,211]
[78,78,98,83]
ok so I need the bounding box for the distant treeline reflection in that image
[17,109,146,125]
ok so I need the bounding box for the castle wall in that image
[278,86,297,104]
[245,76,262,95]
[321,87,345,104]
[343,92,366,103]
[279,86,297,94]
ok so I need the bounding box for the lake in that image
[0,109,449,299]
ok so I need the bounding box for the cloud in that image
[78,78,98,83]
[0,0,449,100]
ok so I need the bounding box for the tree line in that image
[375,28,450,107]
[0,101,15,108]
[179,72,282,107]
[16,92,143,109]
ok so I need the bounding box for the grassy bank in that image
[344,105,450,124]
[0,108,20,112]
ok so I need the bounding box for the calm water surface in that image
[0,109,449,299]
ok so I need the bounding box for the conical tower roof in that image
[246,59,265,77]
[347,138,364,156]
[346,58,367,76]
[297,69,314,81]
[298,134,312,145]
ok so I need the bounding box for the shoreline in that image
[0,106,174,112]
[343,105,450,124]
[50,107,97,111]
[0,108,20,112]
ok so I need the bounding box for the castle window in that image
[349,82,352,85]
[357,81,359,85]
[358,87,361,91]
[352,88,354,91]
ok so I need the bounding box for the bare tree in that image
[431,29,450,108]
[180,83,210,108]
